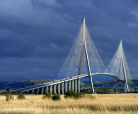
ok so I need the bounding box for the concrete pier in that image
[34,88,39,94]
[69,81,71,90]
[29,90,33,94]
[54,85,56,94]
[77,78,80,92]
[58,84,60,94]
[39,88,43,94]
[65,81,67,93]
[49,86,52,94]
[115,80,118,93]
[44,86,48,94]
[44,87,46,94]
[46,86,48,93]
[61,82,64,94]
[124,82,128,92]
[75,79,77,92]
[71,80,74,91]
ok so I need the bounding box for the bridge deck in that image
[12,73,138,93]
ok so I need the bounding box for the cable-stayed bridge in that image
[13,17,138,94]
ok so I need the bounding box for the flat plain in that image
[0,93,138,114]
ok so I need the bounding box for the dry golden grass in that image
[0,93,138,114]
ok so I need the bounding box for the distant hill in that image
[0,78,138,93]
[81,78,138,93]
[0,79,53,90]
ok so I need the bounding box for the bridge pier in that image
[134,88,136,92]
[65,81,67,93]
[49,86,52,94]
[46,86,48,93]
[29,90,33,94]
[124,82,129,92]
[39,88,43,94]
[24,91,28,94]
[136,88,137,92]
[34,89,39,94]
[69,81,71,90]
[77,78,80,92]
[58,84,60,94]
[44,86,48,94]
[75,79,77,92]
[61,82,64,94]
[44,87,46,94]
[54,85,56,94]
[128,86,132,92]
[131,87,134,92]
[71,80,74,91]
[124,83,126,92]
[115,80,118,93]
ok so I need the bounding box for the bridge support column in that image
[44,87,48,94]
[39,88,43,94]
[131,87,134,92]
[71,80,74,91]
[58,84,60,94]
[34,88,39,94]
[34,89,37,94]
[49,86,52,94]
[134,88,136,92]
[65,81,67,93]
[75,79,77,92]
[44,87,46,94]
[24,91,28,94]
[124,82,128,92]
[29,90,33,94]
[115,80,118,93]
[135,88,138,92]
[61,82,64,94]
[46,86,48,93]
[77,78,80,92]
[128,86,132,92]
[69,81,71,90]
[124,84,127,92]
[41,88,43,94]
[54,85,56,94]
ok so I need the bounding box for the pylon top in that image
[82,17,85,22]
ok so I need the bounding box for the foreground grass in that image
[0,93,138,114]
[0,108,137,114]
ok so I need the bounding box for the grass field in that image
[0,93,138,114]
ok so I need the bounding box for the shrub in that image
[17,92,26,99]
[65,90,85,99]
[43,92,51,99]
[73,92,83,99]
[64,90,75,98]
[52,94,61,100]
[5,93,14,101]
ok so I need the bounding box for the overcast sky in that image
[0,0,138,81]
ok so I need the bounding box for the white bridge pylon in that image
[105,39,131,92]
[57,17,132,93]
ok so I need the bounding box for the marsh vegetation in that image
[0,93,138,114]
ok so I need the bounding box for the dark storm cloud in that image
[0,0,138,81]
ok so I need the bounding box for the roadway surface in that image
[12,73,138,93]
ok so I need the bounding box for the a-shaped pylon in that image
[57,17,105,93]
[105,39,131,92]
[78,17,94,93]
